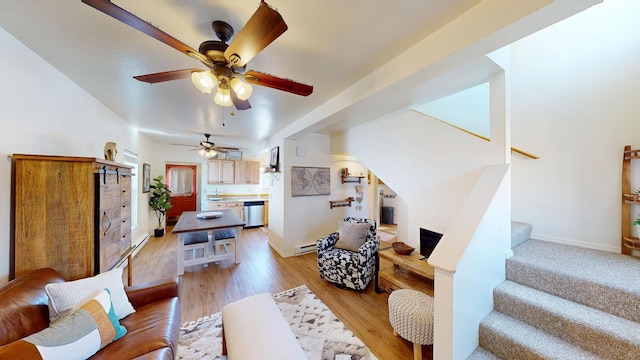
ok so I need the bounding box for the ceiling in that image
[0,0,480,153]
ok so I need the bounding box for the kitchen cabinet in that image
[263,200,269,226]
[234,160,260,184]
[208,159,260,184]
[209,201,244,221]
[10,154,133,281]
[207,159,235,184]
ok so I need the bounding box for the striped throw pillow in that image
[0,288,126,360]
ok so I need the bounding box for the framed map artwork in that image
[291,166,331,196]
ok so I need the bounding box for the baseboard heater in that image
[295,243,316,256]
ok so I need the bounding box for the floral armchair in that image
[316,217,380,292]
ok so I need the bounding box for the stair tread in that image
[480,311,603,360]
[466,347,501,360]
[511,240,640,289]
[508,239,640,322]
[495,281,640,356]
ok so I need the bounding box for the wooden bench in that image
[221,293,306,359]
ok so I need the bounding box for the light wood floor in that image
[129,226,433,360]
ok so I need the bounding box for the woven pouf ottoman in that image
[388,289,434,360]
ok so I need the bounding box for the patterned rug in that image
[177,284,378,360]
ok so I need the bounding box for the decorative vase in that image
[154,228,165,238]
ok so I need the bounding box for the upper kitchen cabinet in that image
[235,160,260,184]
[207,159,235,184]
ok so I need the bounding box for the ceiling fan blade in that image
[82,0,212,66]
[134,68,203,83]
[224,1,287,67]
[230,87,252,111]
[244,70,313,96]
[215,146,241,151]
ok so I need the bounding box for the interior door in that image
[166,165,197,225]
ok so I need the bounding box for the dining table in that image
[172,210,245,275]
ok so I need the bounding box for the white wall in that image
[269,134,370,256]
[0,28,154,283]
[333,105,506,251]
[510,0,640,252]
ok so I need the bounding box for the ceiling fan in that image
[175,133,240,159]
[81,0,313,111]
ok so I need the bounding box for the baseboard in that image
[531,233,619,253]
[267,241,296,258]
[132,234,151,258]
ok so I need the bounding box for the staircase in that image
[468,222,640,359]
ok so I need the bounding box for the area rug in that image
[177,284,378,360]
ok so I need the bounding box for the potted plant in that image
[149,175,172,237]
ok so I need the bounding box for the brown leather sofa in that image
[0,268,181,359]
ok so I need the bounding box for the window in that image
[123,150,139,228]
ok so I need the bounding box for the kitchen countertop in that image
[207,196,269,202]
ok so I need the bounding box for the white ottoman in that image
[388,289,434,360]
[222,293,306,360]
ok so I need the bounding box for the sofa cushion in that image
[45,267,135,323]
[89,297,181,359]
[335,221,370,252]
[0,289,126,360]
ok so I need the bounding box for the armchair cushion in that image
[335,221,371,252]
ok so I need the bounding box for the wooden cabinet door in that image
[208,160,235,184]
[263,201,269,226]
[98,172,121,274]
[235,160,260,184]
[227,201,244,220]
[12,158,95,280]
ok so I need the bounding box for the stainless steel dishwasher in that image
[243,200,265,228]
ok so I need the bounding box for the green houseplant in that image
[149,175,172,237]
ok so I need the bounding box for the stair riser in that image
[478,325,551,360]
[511,222,532,248]
[506,260,640,323]
[494,290,640,359]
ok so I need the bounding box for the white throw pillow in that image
[45,267,135,323]
[334,221,371,252]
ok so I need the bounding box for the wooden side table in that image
[376,247,434,296]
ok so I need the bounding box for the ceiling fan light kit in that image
[82,0,313,113]
[191,71,218,94]
[198,148,218,159]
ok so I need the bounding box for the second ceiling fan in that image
[82,0,313,110]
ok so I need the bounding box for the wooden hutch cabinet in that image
[10,154,133,281]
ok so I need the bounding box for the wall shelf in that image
[341,175,365,184]
[621,146,640,254]
[330,197,354,209]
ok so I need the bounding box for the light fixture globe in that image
[199,148,218,159]
[230,77,253,100]
[214,85,233,107]
[191,71,218,94]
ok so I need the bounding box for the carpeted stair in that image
[468,223,640,359]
